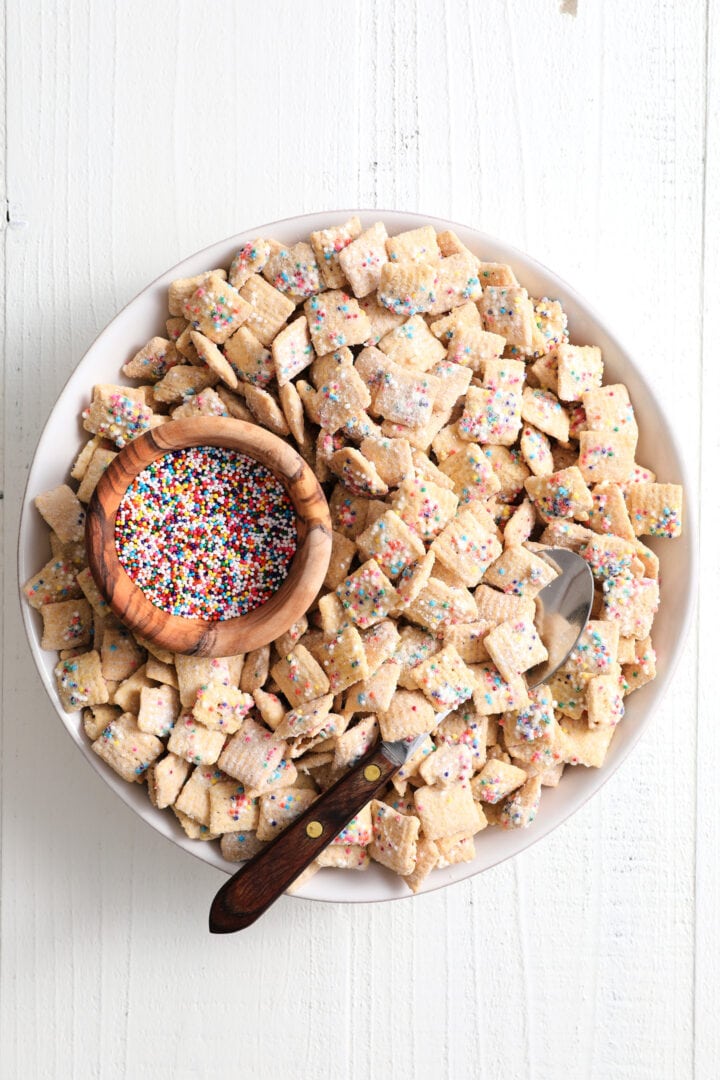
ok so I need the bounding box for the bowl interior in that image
[18,210,695,902]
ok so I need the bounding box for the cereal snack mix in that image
[25,217,683,893]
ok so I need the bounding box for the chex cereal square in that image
[478,286,534,348]
[310,216,362,289]
[336,559,399,629]
[625,482,683,538]
[338,221,389,298]
[93,712,163,783]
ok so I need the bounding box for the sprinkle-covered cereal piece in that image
[563,620,620,674]
[484,617,548,682]
[54,650,108,712]
[525,466,594,521]
[262,241,324,301]
[472,759,527,804]
[391,477,459,542]
[208,780,259,834]
[557,717,615,768]
[411,644,476,712]
[459,385,522,446]
[337,221,389,298]
[426,252,482,315]
[377,689,437,742]
[556,344,603,402]
[329,447,388,498]
[580,534,641,581]
[271,645,330,707]
[378,314,446,372]
[368,800,420,876]
[582,383,639,442]
[359,436,414,489]
[414,782,479,841]
[447,326,506,372]
[217,717,293,797]
[386,225,441,265]
[622,635,657,694]
[92,711,163,782]
[401,575,476,631]
[228,238,271,288]
[192,682,253,734]
[333,716,380,771]
[146,753,190,810]
[503,683,555,744]
[137,684,180,737]
[256,787,317,841]
[238,275,295,346]
[430,301,481,343]
[625,482,683,539]
[315,625,370,694]
[310,217,362,289]
[500,777,542,829]
[223,326,274,387]
[527,298,568,358]
[152,365,218,404]
[41,598,93,651]
[182,271,251,344]
[82,384,153,448]
[304,289,372,355]
[601,573,659,639]
[24,554,82,609]
[586,481,636,540]
[357,292,407,345]
[483,544,557,599]
[520,387,570,442]
[587,674,625,728]
[377,260,437,317]
[372,360,439,429]
[271,316,315,386]
[122,337,180,381]
[471,663,530,715]
[336,559,399,630]
[166,714,226,766]
[168,270,227,317]
[429,509,502,587]
[356,509,426,578]
[438,444,503,505]
[478,286,534,349]
[578,430,636,484]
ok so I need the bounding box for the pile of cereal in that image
[25,219,683,893]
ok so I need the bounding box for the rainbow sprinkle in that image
[115,446,297,620]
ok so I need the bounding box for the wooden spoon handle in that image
[208,744,397,933]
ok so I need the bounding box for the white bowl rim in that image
[18,208,697,904]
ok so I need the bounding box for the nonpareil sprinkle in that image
[115,447,297,620]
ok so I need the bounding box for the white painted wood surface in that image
[0,1,711,1076]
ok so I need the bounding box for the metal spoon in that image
[209,547,594,933]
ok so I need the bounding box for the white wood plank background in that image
[0,1,712,1077]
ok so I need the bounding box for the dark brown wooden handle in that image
[208,743,398,933]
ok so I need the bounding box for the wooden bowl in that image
[85,417,332,657]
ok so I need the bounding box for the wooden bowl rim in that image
[85,417,332,657]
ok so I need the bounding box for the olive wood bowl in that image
[85,417,332,657]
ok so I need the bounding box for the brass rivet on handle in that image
[306,821,323,838]
[364,764,381,782]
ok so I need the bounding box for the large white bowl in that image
[18,210,695,903]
